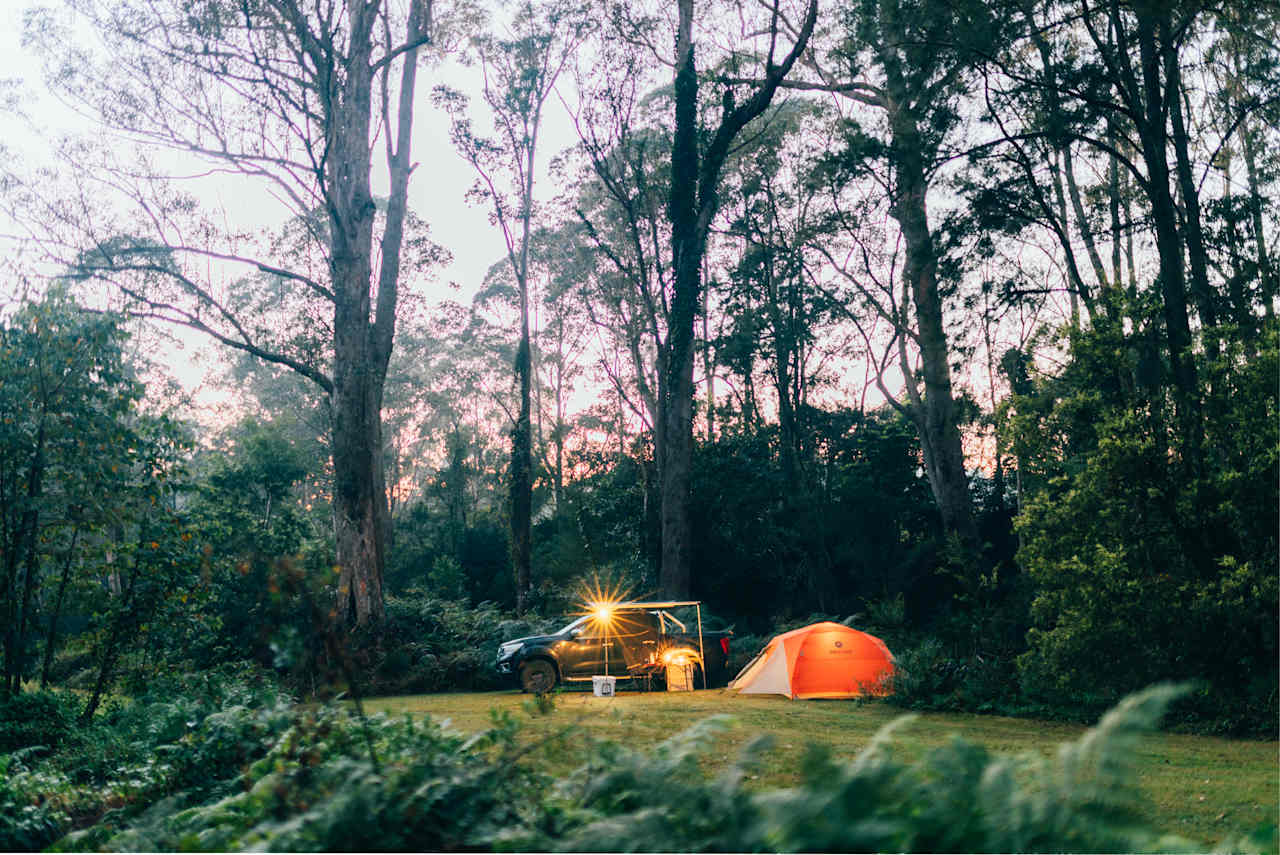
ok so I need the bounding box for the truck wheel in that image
[519,659,557,694]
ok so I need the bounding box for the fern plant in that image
[520,683,1251,853]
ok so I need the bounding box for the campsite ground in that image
[365,689,1279,847]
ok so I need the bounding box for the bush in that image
[0,750,72,851]
[724,632,767,679]
[93,707,547,852]
[1011,324,1279,737]
[8,679,1272,853]
[511,684,1247,853]
[889,637,1020,714]
[53,666,289,789]
[371,591,557,694]
[0,691,79,753]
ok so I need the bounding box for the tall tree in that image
[17,0,444,626]
[660,0,818,597]
[793,0,1005,555]
[438,0,589,613]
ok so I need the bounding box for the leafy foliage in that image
[507,684,1244,852]
[53,698,549,852]
[7,678,1257,854]
[1010,322,1279,733]
[0,749,72,851]
[374,590,556,694]
[0,691,79,754]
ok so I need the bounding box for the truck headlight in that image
[498,642,521,658]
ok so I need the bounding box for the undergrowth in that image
[1,682,1274,852]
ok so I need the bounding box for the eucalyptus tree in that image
[1205,2,1280,332]
[976,0,1280,465]
[437,0,590,612]
[781,0,1010,557]
[568,0,818,598]
[718,100,847,485]
[533,226,592,511]
[18,0,449,627]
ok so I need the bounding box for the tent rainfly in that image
[729,622,895,699]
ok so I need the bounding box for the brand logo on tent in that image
[834,641,843,648]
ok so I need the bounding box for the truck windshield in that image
[556,616,590,635]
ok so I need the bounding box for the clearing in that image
[364,688,1279,846]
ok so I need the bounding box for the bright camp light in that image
[575,574,630,630]
[662,647,698,666]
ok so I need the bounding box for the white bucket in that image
[591,675,617,697]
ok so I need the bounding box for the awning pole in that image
[696,603,706,689]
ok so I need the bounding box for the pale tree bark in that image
[15,0,439,627]
[325,0,433,626]
[1239,112,1277,314]
[787,0,985,555]
[886,100,979,550]
[443,2,587,613]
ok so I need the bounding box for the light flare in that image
[573,574,632,631]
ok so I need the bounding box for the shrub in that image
[512,684,1236,853]
[372,591,556,694]
[94,707,549,852]
[9,678,1269,853]
[0,691,79,753]
[0,750,72,851]
[724,632,767,679]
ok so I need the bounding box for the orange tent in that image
[729,622,895,699]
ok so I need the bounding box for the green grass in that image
[364,688,1279,846]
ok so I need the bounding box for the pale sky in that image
[0,1,580,422]
[0,1,554,298]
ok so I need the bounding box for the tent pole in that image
[696,603,706,690]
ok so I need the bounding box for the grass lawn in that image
[365,688,1279,846]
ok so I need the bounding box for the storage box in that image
[666,662,695,692]
[591,675,617,697]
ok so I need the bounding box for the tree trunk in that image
[1164,22,1218,345]
[552,335,566,511]
[1108,122,1125,301]
[1133,7,1202,457]
[886,84,978,553]
[512,305,533,613]
[1048,148,1083,324]
[40,526,80,689]
[81,527,145,725]
[659,0,701,599]
[659,0,817,597]
[329,0,427,627]
[331,373,387,626]
[1239,112,1276,312]
[510,106,541,616]
[701,259,716,443]
[765,253,800,487]
[1063,144,1110,305]
[5,419,45,696]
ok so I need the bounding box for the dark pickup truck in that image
[495,601,732,693]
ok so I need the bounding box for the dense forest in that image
[0,0,1276,848]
